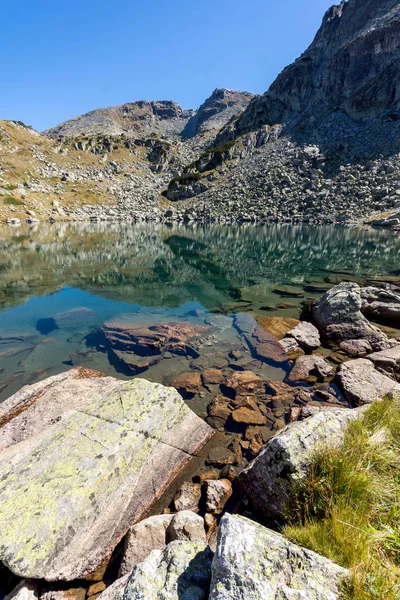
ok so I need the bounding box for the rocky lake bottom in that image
[0,222,399,472]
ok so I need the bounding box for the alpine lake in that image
[0,222,399,456]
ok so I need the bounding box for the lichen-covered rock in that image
[0,368,123,451]
[0,379,214,581]
[120,541,212,600]
[118,514,173,577]
[209,514,348,600]
[336,358,400,405]
[239,408,360,518]
[312,283,388,347]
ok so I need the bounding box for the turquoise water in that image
[0,222,399,402]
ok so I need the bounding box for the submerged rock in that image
[234,313,289,366]
[239,408,360,519]
[36,307,98,335]
[336,358,400,405]
[209,514,348,600]
[0,377,214,581]
[88,318,210,375]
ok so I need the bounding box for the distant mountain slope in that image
[44,89,254,142]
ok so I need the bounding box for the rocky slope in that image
[2,0,400,224]
[0,90,253,223]
[166,0,400,223]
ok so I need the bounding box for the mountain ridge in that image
[1,0,400,225]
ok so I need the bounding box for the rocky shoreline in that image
[0,280,399,599]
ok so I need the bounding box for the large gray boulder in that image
[239,408,360,519]
[114,541,212,600]
[209,514,348,600]
[0,377,214,581]
[312,282,388,347]
[336,358,400,405]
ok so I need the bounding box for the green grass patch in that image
[2,184,18,191]
[2,196,23,206]
[283,396,400,599]
[199,139,236,160]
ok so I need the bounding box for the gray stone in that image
[205,479,233,515]
[312,283,388,347]
[167,510,206,543]
[120,541,212,600]
[5,582,38,600]
[367,345,400,380]
[361,286,400,323]
[336,358,400,405]
[239,408,360,519]
[287,354,332,383]
[95,575,130,600]
[209,514,348,600]
[285,321,321,350]
[118,514,173,577]
[0,378,214,581]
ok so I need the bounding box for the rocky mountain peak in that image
[216,0,400,151]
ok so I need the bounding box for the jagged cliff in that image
[166,0,400,223]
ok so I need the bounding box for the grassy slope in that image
[283,395,400,599]
[0,121,159,221]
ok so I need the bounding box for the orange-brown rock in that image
[256,317,300,340]
[171,371,201,394]
[225,371,263,398]
[231,406,266,426]
[202,369,224,385]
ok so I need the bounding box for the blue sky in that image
[1,0,334,131]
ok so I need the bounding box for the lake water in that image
[0,221,399,404]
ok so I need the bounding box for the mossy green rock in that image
[0,378,214,581]
[209,514,348,599]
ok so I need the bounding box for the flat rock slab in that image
[367,345,400,378]
[239,408,360,519]
[209,514,348,600]
[0,368,123,451]
[0,378,214,581]
[36,308,98,335]
[336,358,400,405]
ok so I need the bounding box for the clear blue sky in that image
[1,0,334,131]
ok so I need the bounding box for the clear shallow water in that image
[0,221,399,402]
